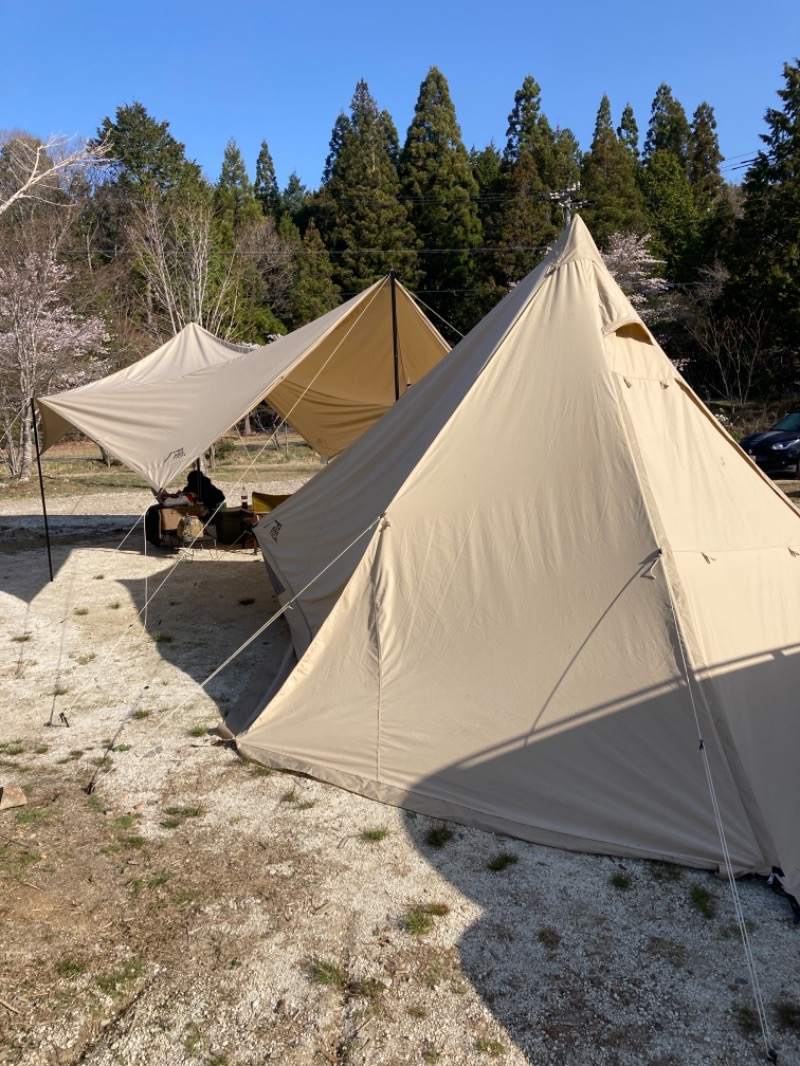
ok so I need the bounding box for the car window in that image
[772,413,800,432]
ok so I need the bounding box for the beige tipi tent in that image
[229,217,800,899]
[37,276,449,490]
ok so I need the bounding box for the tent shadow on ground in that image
[117,547,293,711]
[399,647,799,1063]
[0,512,146,601]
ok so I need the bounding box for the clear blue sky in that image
[2,0,798,190]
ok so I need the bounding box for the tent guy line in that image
[83,513,384,794]
[662,555,777,1062]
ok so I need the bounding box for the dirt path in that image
[0,490,799,1065]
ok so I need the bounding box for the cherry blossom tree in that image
[601,232,670,322]
[0,217,109,479]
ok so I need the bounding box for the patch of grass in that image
[689,883,717,919]
[650,860,682,882]
[403,902,451,936]
[734,1004,760,1036]
[537,926,561,951]
[56,957,88,978]
[90,755,113,768]
[295,799,316,810]
[424,825,454,848]
[76,652,96,665]
[172,888,202,905]
[161,805,203,829]
[17,809,47,825]
[248,764,271,778]
[183,1022,202,1055]
[407,1005,428,1019]
[113,743,132,752]
[11,633,32,643]
[361,826,390,843]
[95,958,144,995]
[33,745,48,755]
[225,958,242,969]
[309,958,347,989]
[147,869,173,888]
[56,749,85,764]
[160,817,182,830]
[109,601,121,610]
[73,607,89,616]
[52,685,69,697]
[113,814,140,830]
[132,709,151,720]
[238,597,255,606]
[188,726,208,737]
[774,1000,800,1032]
[610,870,632,891]
[151,632,173,643]
[280,787,298,804]
[487,850,519,872]
[122,835,147,849]
[87,794,106,814]
[422,1046,441,1063]
[475,1038,505,1057]
[4,743,24,756]
[93,574,105,580]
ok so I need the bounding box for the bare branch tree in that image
[0,131,109,217]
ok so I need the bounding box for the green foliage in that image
[581,95,648,245]
[399,66,482,331]
[424,825,454,848]
[644,84,691,168]
[95,101,202,198]
[318,79,418,293]
[487,851,519,872]
[403,901,451,935]
[689,883,717,919]
[285,219,339,328]
[254,139,281,217]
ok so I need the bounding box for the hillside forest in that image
[1,59,799,479]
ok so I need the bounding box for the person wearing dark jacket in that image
[182,470,226,515]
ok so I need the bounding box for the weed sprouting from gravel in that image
[152,632,173,644]
[361,826,389,842]
[11,633,32,643]
[487,850,518,872]
[309,958,347,989]
[650,860,682,882]
[280,787,298,804]
[132,709,151,720]
[689,883,717,919]
[537,926,561,951]
[475,1037,505,1057]
[73,607,89,616]
[52,685,68,697]
[160,806,203,830]
[611,870,632,890]
[95,958,144,995]
[4,743,24,756]
[774,1000,800,1032]
[188,725,208,737]
[239,597,255,605]
[424,825,453,848]
[403,902,451,936]
[734,1004,759,1036]
[183,1022,202,1055]
[56,957,88,978]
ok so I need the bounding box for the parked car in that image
[739,412,800,478]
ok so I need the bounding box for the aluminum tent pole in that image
[390,270,400,402]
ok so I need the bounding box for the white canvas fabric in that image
[37,278,449,489]
[235,217,800,899]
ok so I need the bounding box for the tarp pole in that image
[390,270,400,402]
[31,397,54,583]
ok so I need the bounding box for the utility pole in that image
[543,183,587,224]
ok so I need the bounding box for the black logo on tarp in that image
[165,447,185,463]
[270,520,282,542]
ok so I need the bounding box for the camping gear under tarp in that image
[37,276,449,490]
[229,216,800,901]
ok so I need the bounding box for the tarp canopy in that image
[37,276,449,490]
[230,216,800,900]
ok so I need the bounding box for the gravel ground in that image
[0,487,799,1066]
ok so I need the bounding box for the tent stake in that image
[390,270,400,402]
[31,397,54,583]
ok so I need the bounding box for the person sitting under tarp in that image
[182,469,226,516]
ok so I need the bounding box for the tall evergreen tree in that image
[399,67,482,330]
[641,149,700,280]
[730,59,800,354]
[318,80,417,293]
[581,96,647,245]
[688,102,724,206]
[281,172,313,232]
[644,84,691,168]
[94,101,202,197]
[215,139,261,236]
[287,219,340,327]
[617,103,640,159]
[254,140,281,218]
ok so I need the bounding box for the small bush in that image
[188,726,207,738]
[774,999,800,1032]
[309,959,347,989]
[152,632,173,644]
[537,926,561,951]
[611,870,632,890]
[475,1038,505,1057]
[11,633,32,643]
[132,709,150,720]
